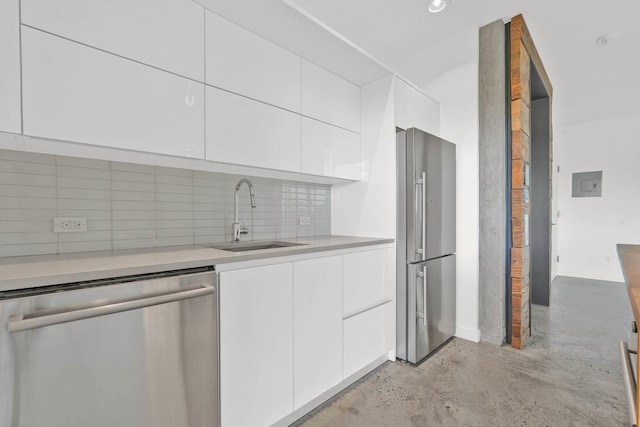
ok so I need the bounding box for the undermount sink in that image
[208,241,306,252]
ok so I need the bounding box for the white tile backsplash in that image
[0,149,331,257]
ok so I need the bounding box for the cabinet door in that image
[0,0,21,133]
[301,117,361,180]
[205,11,300,112]
[21,0,205,81]
[206,86,300,172]
[343,248,395,317]
[394,77,440,135]
[293,256,342,409]
[219,263,293,427]
[343,302,394,378]
[301,60,360,133]
[22,27,205,159]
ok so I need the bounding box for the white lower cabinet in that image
[293,256,343,409]
[218,245,394,426]
[219,263,294,427]
[21,27,205,159]
[343,302,394,378]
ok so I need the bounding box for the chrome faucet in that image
[232,178,256,242]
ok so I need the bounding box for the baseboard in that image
[274,355,389,427]
[456,326,481,342]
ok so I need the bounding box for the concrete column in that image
[478,20,507,345]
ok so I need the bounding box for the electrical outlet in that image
[53,217,87,233]
[298,216,311,226]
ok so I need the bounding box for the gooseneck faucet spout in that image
[232,178,256,242]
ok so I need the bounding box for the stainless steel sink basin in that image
[207,241,306,252]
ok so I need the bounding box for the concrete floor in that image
[294,276,633,426]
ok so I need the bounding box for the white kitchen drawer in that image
[343,248,395,317]
[205,11,300,113]
[0,0,21,134]
[301,117,361,180]
[206,86,300,172]
[219,263,294,427]
[343,302,394,379]
[21,0,205,81]
[301,60,360,133]
[293,256,343,409]
[21,27,205,159]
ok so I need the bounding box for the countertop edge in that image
[0,237,394,293]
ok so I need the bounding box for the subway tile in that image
[58,231,112,243]
[56,156,109,170]
[157,228,194,238]
[112,200,155,211]
[0,149,55,165]
[0,184,55,198]
[112,180,155,192]
[57,165,110,180]
[57,188,111,200]
[112,170,155,183]
[156,201,193,212]
[112,239,157,251]
[0,172,56,187]
[0,159,56,176]
[57,176,110,190]
[156,219,193,229]
[112,220,155,231]
[155,166,192,178]
[58,241,112,254]
[158,236,194,247]
[111,190,155,202]
[112,210,155,221]
[57,199,111,211]
[156,192,193,203]
[0,208,56,221]
[0,243,58,257]
[0,232,58,244]
[57,209,112,220]
[1,197,56,210]
[113,229,156,240]
[111,161,155,174]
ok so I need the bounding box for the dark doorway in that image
[530,65,551,306]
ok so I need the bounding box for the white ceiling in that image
[196,0,640,127]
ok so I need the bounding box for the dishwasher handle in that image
[8,285,215,333]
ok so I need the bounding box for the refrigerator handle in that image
[418,266,427,327]
[417,172,426,260]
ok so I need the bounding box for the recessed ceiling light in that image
[428,0,448,13]
[596,31,623,45]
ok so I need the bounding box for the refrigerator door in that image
[405,128,456,262]
[407,255,456,363]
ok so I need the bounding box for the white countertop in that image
[0,236,393,292]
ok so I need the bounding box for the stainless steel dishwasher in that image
[0,267,219,427]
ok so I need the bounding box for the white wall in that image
[424,59,480,342]
[555,113,640,282]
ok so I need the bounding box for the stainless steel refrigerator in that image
[396,127,456,364]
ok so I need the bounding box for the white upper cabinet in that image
[394,77,440,135]
[22,27,205,159]
[293,256,343,410]
[0,0,21,134]
[301,60,360,133]
[205,11,301,112]
[301,117,361,180]
[206,86,300,172]
[21,0,205,81]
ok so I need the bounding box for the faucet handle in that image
[240,217,249,235]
